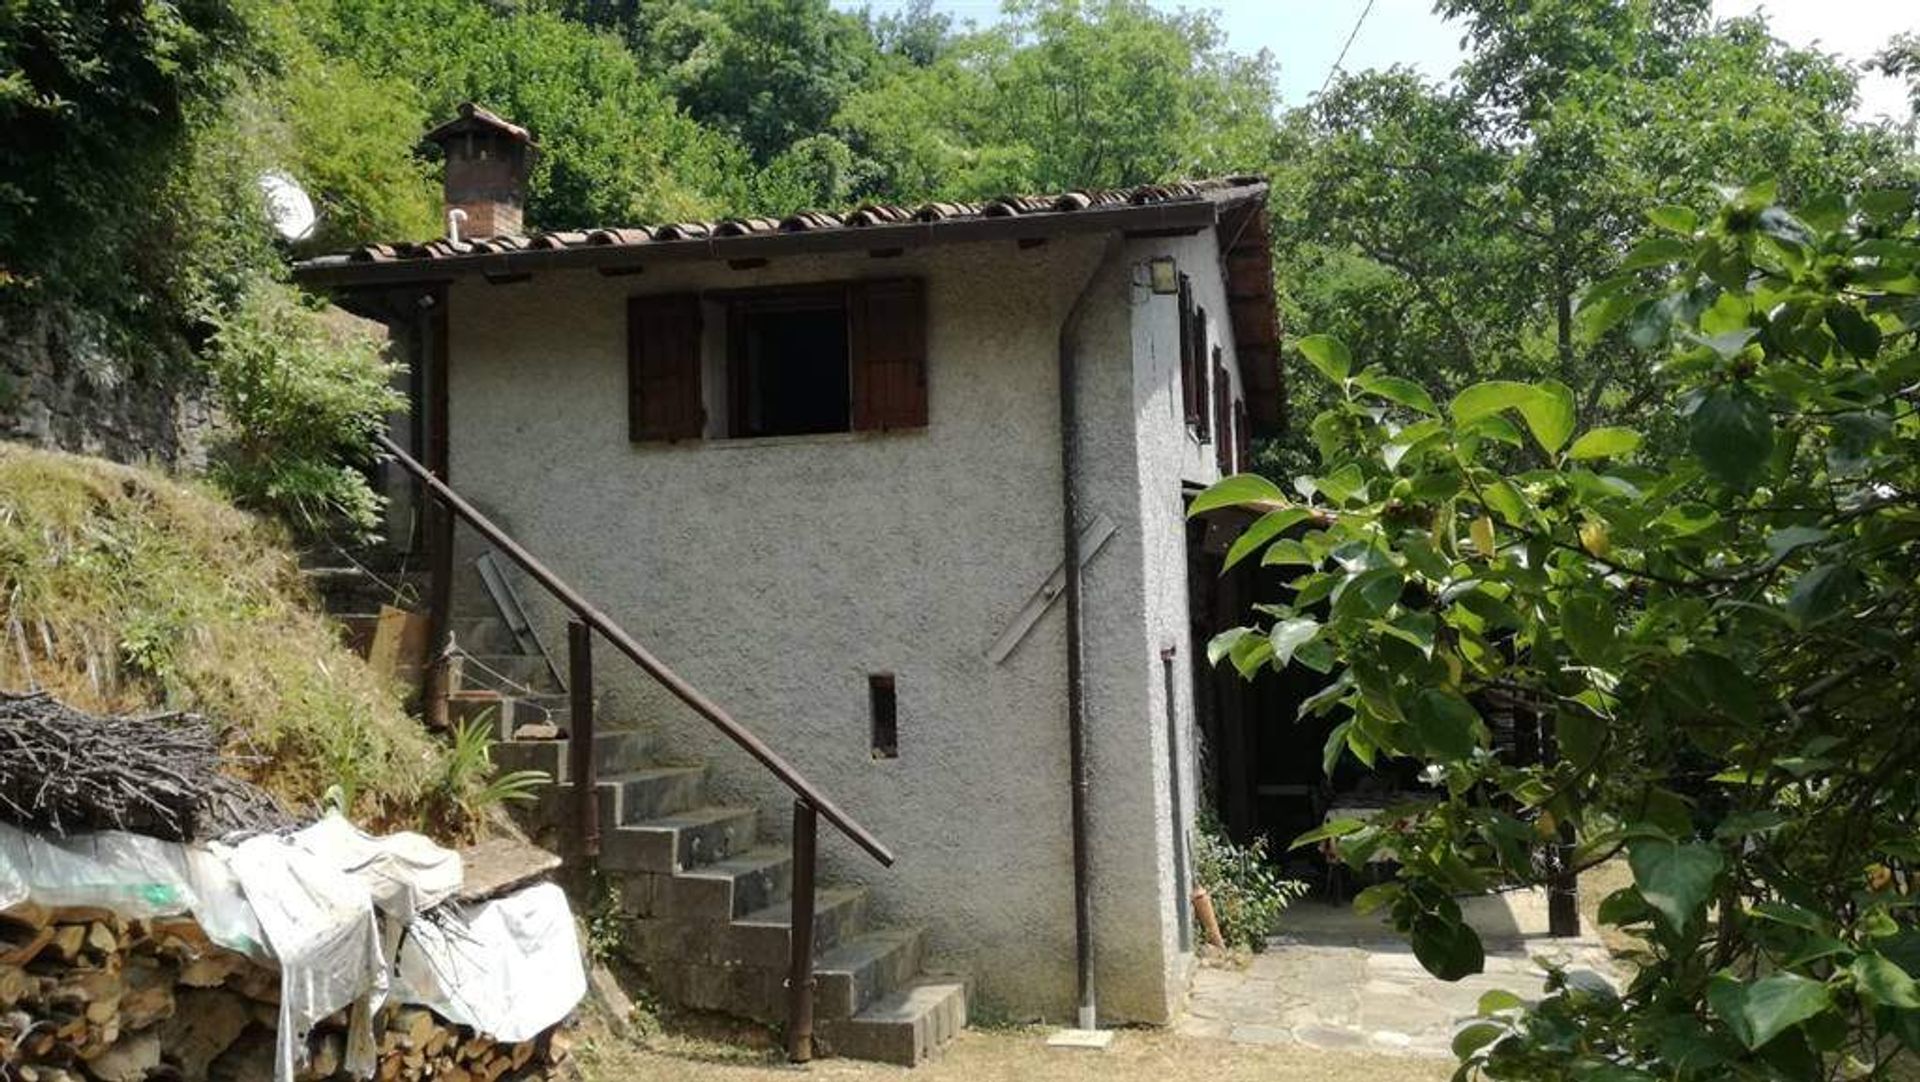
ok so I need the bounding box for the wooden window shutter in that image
[1178,275,1200,431]
[628,293,704,441]
[1234,399,1251,473]
[1193,307,1212,441]
[1213,350,1232,474]
[850,278,928,430]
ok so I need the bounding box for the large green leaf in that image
[1411,914,1485,981]
[1687,385,1774,490]
[1449,380,1577,454]
[1826,304,1881,360]
[1785,564,1859,629]
[1852,952,1920,1010]
[1333,567,1403,620]
[1269,617,1321,668]
[1408,687,1482,761]
[1297,334,1352,384]
[1223,507,1311,571]
[1560,593,1617,666]
[1628,839,1724,934]
[1354,371,1437,414]
[1648,205,1700,234]
[1189,473,1287,515]
[1205,627,1251,666]
[1568,427,1643,460]
[1708,972,1834,1050]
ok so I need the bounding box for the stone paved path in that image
[1176,893,1619,1058]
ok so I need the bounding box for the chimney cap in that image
[423,102,535,148]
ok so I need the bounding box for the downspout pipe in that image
[1059,235,1124,1031]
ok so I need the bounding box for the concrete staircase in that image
[487,698,968,1066]
[305,552,967,1065]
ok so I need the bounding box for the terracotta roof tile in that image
[340,176,1266,266]
[712,217,781,237]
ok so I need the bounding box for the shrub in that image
[1200,185,1920,1077]
[203,277,401,539]
[1194,819,1310,951]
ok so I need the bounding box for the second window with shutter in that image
[631,279,928,442]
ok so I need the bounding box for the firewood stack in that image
[0,903,569,1081]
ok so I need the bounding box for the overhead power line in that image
[1317,0,1378,99]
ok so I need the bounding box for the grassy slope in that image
[0,441,448,828]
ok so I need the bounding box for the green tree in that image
[624,0,878,167]
[0,0,262,319]
[1200,184,1920,1078]
[836,0,1279,203]
[299,0,744,229]
[1269,1,1914,474]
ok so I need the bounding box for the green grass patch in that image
[0,441,450,830]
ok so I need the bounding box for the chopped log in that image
[309,1029,345,1078]
[84,920,118,956]
[2,900,53,931]
[48,906,114,927]
[44,924,86,964]
[0,963,34,1006]
[207,1027,277,1082]
[159,988,252,1081]
[178,949,246,988]
[86,1028,162,1082]
[149,918,212,956]
[119,957,176,1029]
[509,1040,534,1070]
[2,924,55,966]
[393,1007,436,1050]
[224,961,279,1003]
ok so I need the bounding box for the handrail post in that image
[568,621,600,861]
[785,801,819,1063]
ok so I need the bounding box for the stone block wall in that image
[0,301,214,468]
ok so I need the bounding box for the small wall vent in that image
[869,674,898,759]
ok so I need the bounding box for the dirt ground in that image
[572,1021,1455,1082]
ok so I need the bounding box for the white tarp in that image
[0,814,579,1082]
[394,881,586,1043]
[221,829,389,1082]
[293,814,462,924]
[0,821,268,957]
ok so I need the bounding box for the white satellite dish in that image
[259,171,318,242]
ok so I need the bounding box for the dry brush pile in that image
[0,901,571,1082]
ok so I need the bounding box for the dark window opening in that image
[869,673,898,759]
[730,302,851,437]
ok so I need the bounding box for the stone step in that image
[819,979,969,1067]
[602,765,708,824]
[493,730,652,784]
[649,848,794,920]
[729,886,869,968]
[621,884,864,967]
[447,690,573,736]
[813,927,928,1022]
[517,764,707,838]
[601,805,758,874]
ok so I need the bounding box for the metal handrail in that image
[376,433,896,868]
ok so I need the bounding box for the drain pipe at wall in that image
[1059,235,1124,1033]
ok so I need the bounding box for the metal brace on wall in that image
[985,513,1118,665]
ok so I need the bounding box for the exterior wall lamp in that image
[1147,256,1180,295]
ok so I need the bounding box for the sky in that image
[845,0,1916,122]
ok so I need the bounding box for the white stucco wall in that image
[439,228,1248,1023]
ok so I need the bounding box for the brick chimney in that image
[423,103,535,239]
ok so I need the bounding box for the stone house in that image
[296,104,1284,1063]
